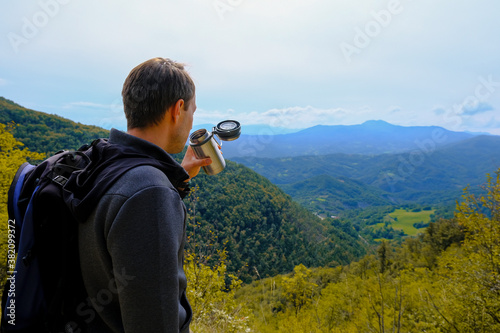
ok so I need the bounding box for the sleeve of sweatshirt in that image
[106,184,189,333]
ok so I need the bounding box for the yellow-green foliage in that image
[0,124,45,291]
[185,250,250,333]
[235,169,500,332]
[435,173,500,332]
[281,264,318,316]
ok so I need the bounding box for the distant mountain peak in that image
[222,119,479,158]
[361,120,394,127]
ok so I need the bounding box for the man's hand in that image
[181,145,212,179]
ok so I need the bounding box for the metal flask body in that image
[189,129,226,175]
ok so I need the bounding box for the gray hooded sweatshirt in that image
[78,129,192,332]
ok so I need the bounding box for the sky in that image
[1,0,499,135]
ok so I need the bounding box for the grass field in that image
[386,208,434,236]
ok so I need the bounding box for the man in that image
[78,57,211,332]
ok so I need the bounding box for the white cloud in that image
[456,113,500,134]
[457,101,494,116]
[258,106,349,128]
[195,105,365,129]
[62,99,122,112]
[64,101,111,109]
[50,99,126,129]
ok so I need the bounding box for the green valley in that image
[386,207,434,236]
[2,97,499,332]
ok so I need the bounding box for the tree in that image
[184,249,250,333]
[420,218,464,269]
[437,170,500,331]
[377,240,392,274]
[0,123,44,294]
[281,264,318,316]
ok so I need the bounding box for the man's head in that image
[122,57,195,130]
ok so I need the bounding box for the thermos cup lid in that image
[213,120,241,141]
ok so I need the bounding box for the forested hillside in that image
[0,98,366,283]
[235,135,500,208]
[0,97,108,154]
[279,175,394,215]
[184,161,365,282]
[234,172,500,332]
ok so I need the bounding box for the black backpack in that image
[2,146,93,333]
[1,139,189,332]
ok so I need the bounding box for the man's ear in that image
[170,99,184,123]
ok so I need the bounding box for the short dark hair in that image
[122,57,195,129]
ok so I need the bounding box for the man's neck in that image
[127,126,168,151]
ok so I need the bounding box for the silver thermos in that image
[189,120,241,175]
